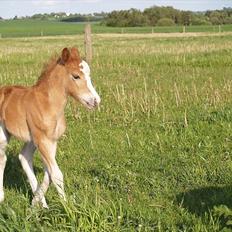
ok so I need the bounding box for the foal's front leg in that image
[37,138,66,201]
[32,167,50,207]
[19,142,48,208]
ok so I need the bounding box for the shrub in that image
[156,18,175,26]
[192,18,212,25]
[210,16,221,25]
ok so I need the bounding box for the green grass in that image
[0,33,232,231]
[0,19,232,37]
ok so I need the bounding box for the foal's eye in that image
[72,74,80,80]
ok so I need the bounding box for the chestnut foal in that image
[0,47,100,207]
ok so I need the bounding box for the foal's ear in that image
[61,48,70,64]
[70,47,80,59]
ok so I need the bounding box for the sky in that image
[0,0,232,19]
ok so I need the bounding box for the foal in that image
[0,47,100,207]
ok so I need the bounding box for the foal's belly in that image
[4,115,31,142]
[3,96,31,142]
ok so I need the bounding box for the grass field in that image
[0,33,232,231]
[0,19,232,37]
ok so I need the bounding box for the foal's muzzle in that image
[81,95,101,109]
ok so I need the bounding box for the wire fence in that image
[0,23,232,38]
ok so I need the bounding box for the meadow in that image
[0,32,232,231]
[0,19,232,37]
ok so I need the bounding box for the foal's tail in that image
[0,87,11,121]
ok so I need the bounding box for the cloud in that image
[32,0,102,7]
[44,1,57,6]
[32,0,60,7]
[81,0,101,2]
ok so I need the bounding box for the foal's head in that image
[60,47,101,109]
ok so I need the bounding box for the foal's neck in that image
[35,65,68,113]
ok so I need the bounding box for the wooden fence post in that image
[84,23,92,64]
[218,25,221,33]
[183,26,186,33]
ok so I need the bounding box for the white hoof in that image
[41,198,49,209]
[0,194,4,203]
[32,196,48,208]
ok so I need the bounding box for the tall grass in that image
[0,33,231,230]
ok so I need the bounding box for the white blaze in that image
[79,60,101,104]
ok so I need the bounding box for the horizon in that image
[0,0,232,19]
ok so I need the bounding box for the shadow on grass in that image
[176,186,232,216]
[3,151,43,199]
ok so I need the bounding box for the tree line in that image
[11,12,106,22]
[6,6,232,27]
[104,6,232,27]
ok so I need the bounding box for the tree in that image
[105,9,147,27]
[209,11,221,24]
[181,11,192,25]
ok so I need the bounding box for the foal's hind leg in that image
[0,124,9,202]
[19,142,48,208]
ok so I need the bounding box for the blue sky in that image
[0,0,232,19]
